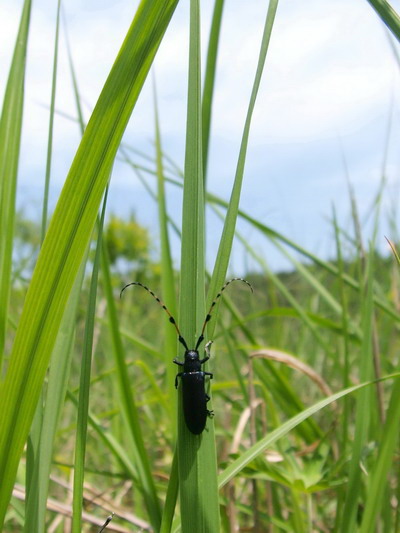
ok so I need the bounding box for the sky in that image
[1,0,400,273]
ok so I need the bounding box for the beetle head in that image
[186,350,199,362]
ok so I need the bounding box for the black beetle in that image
[173,338,214,434]
[121,278,253,434]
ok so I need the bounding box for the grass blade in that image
[365,0,400,41]
[341,251,375,532]
[206,0,279,329]
[202,0,225,180]
[218,374,400,489]
[41,0,61,241]
[360,378,400,531]
[153,79,178,427]
[67,390,139,482]
[0,0,32,363]
[177,1,216,531]
[72,190,108,533]
[160,451,179,533]
[102,242,162,530]
[33,264,86,533]
[0,1,178,526]
[25,4,62,528]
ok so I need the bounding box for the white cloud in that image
[210,0,398,142]
[2,0,399,150]
[2,0,400,272]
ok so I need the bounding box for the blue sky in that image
[1,0,400,272]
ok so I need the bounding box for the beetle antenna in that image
[98,512,114,533]
[195,278,253,350]
[121,282,189,350]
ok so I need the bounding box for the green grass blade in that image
[177,1,216,531]
[25,4,62,528]
[332,208,351,460]
[72,190,108,533]
[0,0,32,363]
[101,242,162,530]
[35,269,86,533]
[341,251,375,532]
[66,390,139,481]
[41,0,61,241]
[24,392,43,533]
[358,242,400,530]
[218,374,400,489]
[0,1,178,526]
[119,324,164,360]
[153,79,178,427]
[365,0,400,41]
[229,221,337,354]
[360,378,400,531]
[206,0,279,329]
[160,450,179,533]
[202,0,225,180]
[25,225,87,532]
[223,198,400,322]
[146,172,400,323]
[63,15,85,133]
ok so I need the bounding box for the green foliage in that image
[104,212,150,270]
[13,210,153,279]
[0,0,31,361]
[0,0,179,529]
[2,0,400,532]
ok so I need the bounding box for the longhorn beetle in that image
[120,278,253,434]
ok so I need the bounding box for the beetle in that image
[121,278,253,434]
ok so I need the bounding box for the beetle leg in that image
[205,340,213,352]
[173,358,184,366]
[200,341,213,365]
[204,371,213,379]
[205,392,214,417]
[175,372,183,388]
[200,340,213,364]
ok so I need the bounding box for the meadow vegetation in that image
[1,0,400,532]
